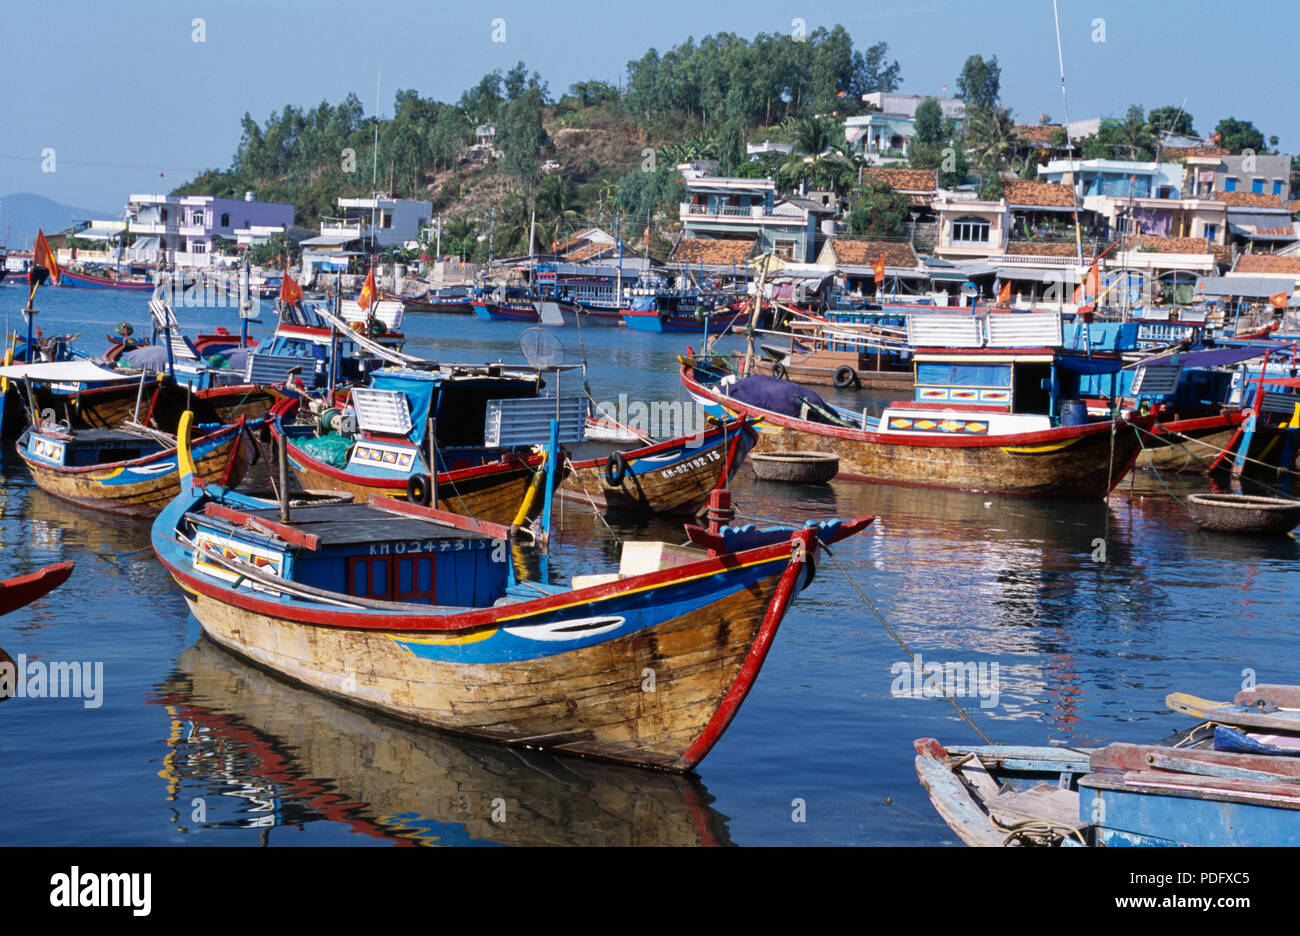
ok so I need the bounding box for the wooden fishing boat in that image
[559,418,756,515]
[1186,493,1300,535]
[683,311,1154,499]
[916,685,1300,847]
[1136,411,1246,471]
[17,418,256,518]
[59,267,155,291]
[470,298,539,322]
[0,560,75,616]
[151,416,873,771]
[268,365,563,526]
[681,368,1146,499]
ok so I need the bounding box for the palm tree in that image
[535,176,581,249]
[1119,105,1155,160]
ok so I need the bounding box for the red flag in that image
[998,280,1012,304]
[873,254,886,282]
[280,264,303,305]
[1073,262,1100,304]
[1271,292,1290,309]
[32,229,60,285]
[358,263,377,311]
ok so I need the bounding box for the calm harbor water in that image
[3,285,1299,846]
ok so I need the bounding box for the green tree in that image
[1214,117,1266,153]
[1118,105,1155,160]
[1148,105,1195,139]
[956,55,1001,115]
[914,98,943,146]
[847,179,910,237]
[501,86,548,194]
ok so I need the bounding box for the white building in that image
[125,192,294,267]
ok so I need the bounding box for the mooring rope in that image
[818,539,993,745]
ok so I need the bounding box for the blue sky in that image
[4,0,1296,214]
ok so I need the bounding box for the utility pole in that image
[489,207,496,264]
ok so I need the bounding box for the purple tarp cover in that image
[725,374,831,419]
[122,346,170,371]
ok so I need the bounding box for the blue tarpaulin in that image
[1055,355,1124,375]
[368,368,438,444]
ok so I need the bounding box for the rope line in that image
[819,540,993,746]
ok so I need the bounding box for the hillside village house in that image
[301,196,432,275]
[843,93,965,163]
[124,192,294,267]
[678,164,831,262]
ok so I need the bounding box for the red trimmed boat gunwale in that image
[682,361,1139,451]
[164,526,819,633]
[565,418,747,470]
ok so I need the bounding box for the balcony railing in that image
[682,203,771,218]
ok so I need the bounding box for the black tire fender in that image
[406,473,432,506]
[604,451,628,486]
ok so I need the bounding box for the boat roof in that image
[0,361,129,383]
[236,502,495,548]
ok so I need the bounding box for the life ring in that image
[833,366,859,390]
[406,473,432,506]
[604,451,628,486]
[772,362,788,380]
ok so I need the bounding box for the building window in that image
[381,212,393,229]
[1224,178,1237,192]
[951,216,991,244]
[192,211,204,225]
[773,240,797,260]
[1252,179,1264,194]
[1203,223,1217,242]
[220,212,230,227]
[160,208,168,222]
[190,242,206,254]
[1274,181,1284,196]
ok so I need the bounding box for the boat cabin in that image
[878,312,1124,434]
[24,427,171,467]
[289,365,565,474]
[187,500,509,608]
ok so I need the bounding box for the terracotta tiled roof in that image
[1213,191,1287,209]
[1128,235,1231,266]
[1014,124,1063,144]
[864,168,937,193]
[1255,226,1297,237]
[824,239,918,267]
[1004,181,1076,208]
[1003,241,1097,259]
[1289,200,1300,215]
[668,237,757,266]
[1234,255,1300,275]
[1161,146,1230,162]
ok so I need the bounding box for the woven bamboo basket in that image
[1186,494,1300,535]
[751,451,840,484]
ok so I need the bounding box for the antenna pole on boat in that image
[427,417,438,505]
[278,431,291,523]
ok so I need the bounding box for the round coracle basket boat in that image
[751,451,840,484]
[1186,493,1300,536]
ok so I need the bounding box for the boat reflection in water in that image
[149,640,733,846]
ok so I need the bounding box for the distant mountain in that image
[0,193,117,248]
